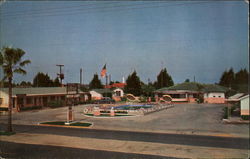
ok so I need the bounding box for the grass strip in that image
[40,121,92,127]
[0,131,16,136]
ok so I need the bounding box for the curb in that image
[222,119,250,124]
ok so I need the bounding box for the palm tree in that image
[0,47,31,132]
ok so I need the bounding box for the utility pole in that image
[80,69,82,85]
[56,64,64,86]
[109,74,111,85]
[161,61,164,88]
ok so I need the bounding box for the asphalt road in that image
[1,124,249,150]
[0,141,179,159]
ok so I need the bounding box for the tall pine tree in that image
[155,68,174,89]
[124,71,142,96]
[219,68,248,93]
[89,73,103,89]
[219,68,235,88]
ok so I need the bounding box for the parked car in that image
[94,97,115,104]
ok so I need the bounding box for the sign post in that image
[65,83,79,124]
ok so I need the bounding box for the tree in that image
[234,68,249,93]
[53,77,61,87]
[18,81,32,87]
[0,47,31,132]
[219,68,235,88]
[155,68,174,89]
[33,72,54,87]
[185,79,190,82]
[141,82,156,97]
[89,73,103,89]
[219,68,249,93]
[124,71,142,96]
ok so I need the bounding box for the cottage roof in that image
[0,87,85,96]
[228,93,245,99]
[202,84,228,93]
[155,82,228,93]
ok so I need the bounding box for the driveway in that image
[0,103,249,137]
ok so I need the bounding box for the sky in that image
[0,1,248,85]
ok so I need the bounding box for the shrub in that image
[241,115,250,120]
[139,96,147,103]
[151,97,156,102]
[100,110,110,113]
[47,100,64,108]
[121,97,127,102]
[223,107,228,119]
[20,105,42,111]
[0,107,8,111]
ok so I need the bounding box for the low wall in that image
[204,97,225,104]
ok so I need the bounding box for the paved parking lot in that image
[0,103,249,137]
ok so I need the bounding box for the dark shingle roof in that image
[202,84,228,93]
[155,82,203,92]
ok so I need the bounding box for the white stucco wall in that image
[113,88,124,97]
[204,92,225,98]
[241,96,249,110]
[0,91,9,107]
[89,91,102,99]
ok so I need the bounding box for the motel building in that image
[90,88,124,101]
[154,82,228,104]
[0,87,91,112]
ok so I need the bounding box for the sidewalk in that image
[222,117,250,124]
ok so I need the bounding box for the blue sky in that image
[0,1,248,85]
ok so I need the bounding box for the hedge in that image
[47,100,64,108]
[0,107,8,111]
[20,106,42,111]
[241,115,250,120]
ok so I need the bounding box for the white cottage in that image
[239,95,249,116]
[90,88,124,101]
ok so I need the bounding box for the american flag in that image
[100,64,107,78]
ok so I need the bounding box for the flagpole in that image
[105,74,108,97]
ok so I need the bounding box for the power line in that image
[1,1,213,20]
[1,2,120,16]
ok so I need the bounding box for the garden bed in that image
[0,131,16,136]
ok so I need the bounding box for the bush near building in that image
[241,115,250,120]
[47,100,64,108]
[20,105,42,111]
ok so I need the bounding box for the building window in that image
[116,91,121,97]
[26,97,33,104]
[50,96,55,101]
[61,96,65,100]
[0,98,3,105]
[171,94,186,99]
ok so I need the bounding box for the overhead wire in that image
[1,1,214,20]
[0,1,121,16]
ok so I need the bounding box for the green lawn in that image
[40,121,92,127]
